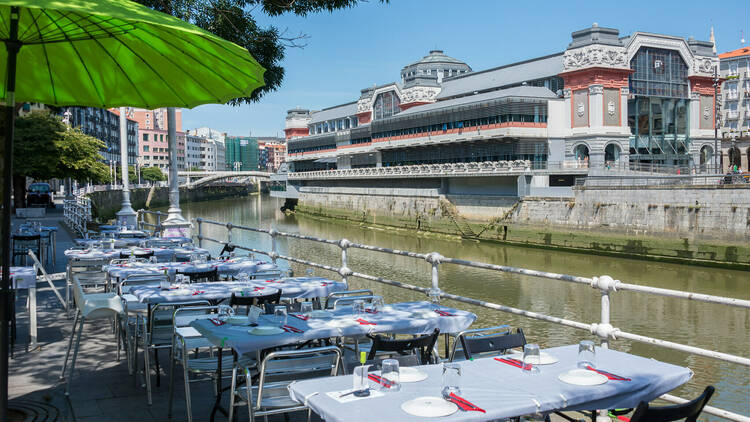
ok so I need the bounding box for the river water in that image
[166,194,749,418]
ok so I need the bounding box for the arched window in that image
[373,91,401,120]
[699,145,713,172]
[573,144,590,168]
[605,143,621,165]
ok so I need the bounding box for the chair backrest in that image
[450,326,524,361]
[256,346,341,409]
[629,386,715,422]
[331,294,382,310]
[109,258,148,266]
[118,274,168,295]
[368,329,440,364]
[230,290,282,315]
[148,300,212,346]
[325,289,374,309]
[177,268,218,282]
[72,279,123,319]
[248,270,283,280]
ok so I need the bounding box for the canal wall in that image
[295,185,750,268]
[88,185,252,221]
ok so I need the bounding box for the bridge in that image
[178,170,272,188]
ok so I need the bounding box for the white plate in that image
[249,325,285,335]
[227,316,251,325]
[165,289,192,296]
[397,367,428,383]
[401,396,458,417]
[508,352,559,365]
[310,310,332,319]
[557,368,608,386]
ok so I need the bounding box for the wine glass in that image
[522,344,541,374]
[381,359,401,392]
[441,362,461,396]
[578,340,596,369]
[300,302,313,318]
[352,300,365,319]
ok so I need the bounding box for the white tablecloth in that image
[64,248,121,261]
[2,267,36,289]
[289,345,693,422]
[129,282,280,304]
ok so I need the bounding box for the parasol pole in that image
[1,7,20,420]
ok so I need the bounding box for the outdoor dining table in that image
[288,345,693,422]
[64,247,122,261]
[2,267,39,350]
[105,257,278,284]
[191,301,476,358]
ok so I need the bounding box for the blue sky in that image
[181,0,748,137]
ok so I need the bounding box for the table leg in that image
[28,286,37,350]
[210,346,224,422]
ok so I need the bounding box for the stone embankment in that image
[295,185,750,268]
[88,184,252,221]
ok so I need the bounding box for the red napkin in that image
[264,279,282,283]
[253,287,265,291]
[364,309,379,314]
[209,318,225,326]
[192,290,205,295]
[356,318,377,326]
[367,374,394,388]
[586,365,631,381]
[290,313,309,321]
[447,392,485,413]
[494,357,533,371]
[434,309,456,317]
[281,325,303,333]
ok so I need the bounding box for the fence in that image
[63,196,91,236]
[575,174,742,188]
[138,215,750,421]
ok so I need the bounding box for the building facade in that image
[284,25,719,181]
[63,106,139,167]
[131,108,185,172]
[719,46,750,171]
[225,136,259,170]
[185,133,203,170]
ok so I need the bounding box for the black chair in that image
[177,268,218,282]
[229,289,282,315]
[344,354,420,375]
[367,328,440,364]
[629,386,715,422]
[455,327,526,361]
[12,233,41,266]
[120,249,154,259]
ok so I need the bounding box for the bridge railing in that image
[175,216,750,422]
[63,196,92,236]
[288,160,531,180]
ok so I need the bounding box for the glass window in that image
[143,145,149,151]
[142,133,148,142]
[373,91,401,120]
[629,47,688,98]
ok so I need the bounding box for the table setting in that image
[288,343,692,421]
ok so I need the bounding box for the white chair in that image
[229,346,342,422]
[117,274,167,374]
[66,257,110,310]
[59,280,124,395]
[167,305,255,422]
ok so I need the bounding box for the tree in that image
[11,112,110,208]
[141,166,167,183]
[134,0,387,104]
[189,166,201,172]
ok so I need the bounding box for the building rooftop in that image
[404,49,469,67]
[719,46,750,59]
[401,85,557,116]
[436,53,564,100]
[309,102,358,124]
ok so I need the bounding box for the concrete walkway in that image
[7,205,577,422]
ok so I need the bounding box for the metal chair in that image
[12,233,41,266]
[141,300,211,405]
[324,289,374,309]
[228,345,342,422]
[177,267,218,282]
[66,257,110,307]
[629,386,715,422]
[59,279,124,395]
[117,274,167,374]
[229,290,282,315]
[367,328,440,364]
[167,305,255,422]
[448,325,522,362]
[330,294,382,310]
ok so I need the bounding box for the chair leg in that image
[183,364,193,422]
[155,348,161,387]
[144,345,153,405]
[167,349,176,420]
[245,368,254,422]
[115,315,120,361]
[60,311,80,379]
[65,316,85,396]
[228,363,237,422]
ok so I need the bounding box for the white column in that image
[116,107,137,226]
[162,107,191,237]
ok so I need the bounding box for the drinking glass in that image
[522,344,541,374]
[369,297,384,313]
[286,268,294,278]
[441,362,461,396]
[149,256,158,264]
[274,306,288,325]
[428,287,441,304]
[237,272,250,282]
[381,359,401,392]
[306,268,314,278]
[352,300,365,319]
[300,302,313,318]
[577,340,596,369]
[352,364,371,396]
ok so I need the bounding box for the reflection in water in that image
[167,194,749,419]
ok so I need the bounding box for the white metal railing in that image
[174,216,750,421]
[63,196,91,236]
[137,209,165,236]
[288,160,531,180]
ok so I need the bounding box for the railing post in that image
[268,228,279,265]
[338,239,352,286]
[196,218,203,248]
[156,211,162,236]
[425,252,444,304]
[226,222,233,249]
[590,275,620,350]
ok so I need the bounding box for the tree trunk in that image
[12,175,25,209]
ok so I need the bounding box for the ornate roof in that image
[405,50,469,67]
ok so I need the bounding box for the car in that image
[26,182,54,208]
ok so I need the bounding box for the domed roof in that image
[406,50,468,67]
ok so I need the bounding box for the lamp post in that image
[713,66,720,173]
[62,109,74,199]
[161,107,191,237]
[116,107,136,226]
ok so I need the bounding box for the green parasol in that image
[0,1,266,418]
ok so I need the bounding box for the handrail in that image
[148,216,749,420]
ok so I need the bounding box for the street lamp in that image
[161,107,191,237]
[116,107,136,227]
